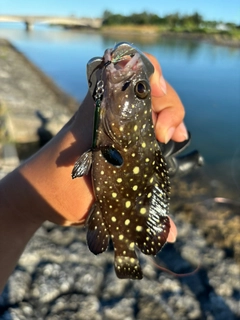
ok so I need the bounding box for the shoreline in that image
[100,25,240,48]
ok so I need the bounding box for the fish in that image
[72,43,171,280]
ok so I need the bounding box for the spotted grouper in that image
[72,42,171,279]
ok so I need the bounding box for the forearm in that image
[0,92,95,292]
[18,116,93,225]
[13,92,94,223]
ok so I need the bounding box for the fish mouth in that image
[103,43,141,83]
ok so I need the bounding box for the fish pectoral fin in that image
[72,149,93,178]
[86,204,110,255]
[114,250,143,280]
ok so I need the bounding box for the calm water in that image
[1,25,240,196]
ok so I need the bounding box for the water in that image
[0,24,240,196]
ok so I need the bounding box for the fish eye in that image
[134,81,150,99]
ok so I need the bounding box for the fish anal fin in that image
[86,204,110,255]
[114,250,143,280]
[72,149,93,178]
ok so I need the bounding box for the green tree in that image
[191,12,202,26]
[165,13,180,28]
[103,10,112,21]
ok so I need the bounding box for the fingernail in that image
[164,127,175,144]
[160,75,167,95]
[178,122,188,141]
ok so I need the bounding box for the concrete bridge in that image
[0,15,103,30]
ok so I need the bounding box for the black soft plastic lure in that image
[72,43,197,280]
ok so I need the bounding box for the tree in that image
[191,12,202,26]
[103,10,112,21]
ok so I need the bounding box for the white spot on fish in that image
[125,201,131,208]
[140,208,147,215]
[133,166,140,174]
[125,219,130,225]
[129,242,135,249]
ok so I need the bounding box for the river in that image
[0,24,240,198]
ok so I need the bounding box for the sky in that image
[0,0,239,24]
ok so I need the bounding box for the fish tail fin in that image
[114,250,143,280]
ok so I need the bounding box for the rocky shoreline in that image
[0,39,239,320]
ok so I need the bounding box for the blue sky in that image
[0,0,239,24]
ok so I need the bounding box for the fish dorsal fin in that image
[86,203,110,254]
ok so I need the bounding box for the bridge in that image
[0,15,103,30]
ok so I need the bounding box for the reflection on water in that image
[0,25,239,198]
